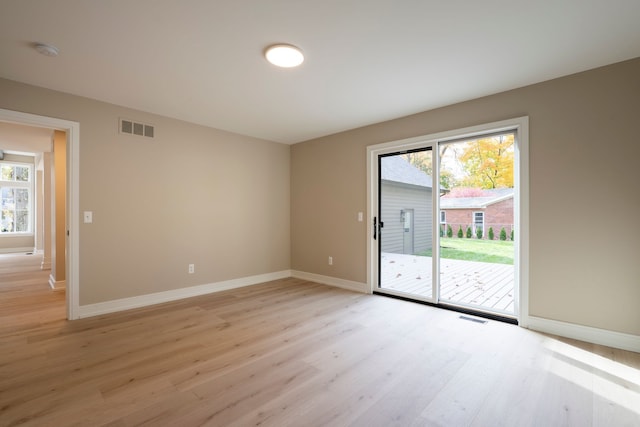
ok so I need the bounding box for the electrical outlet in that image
[188,264,195,274]
[328,256,333,266]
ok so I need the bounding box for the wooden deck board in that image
[380,252,515,315]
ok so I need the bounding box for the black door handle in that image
[373,217,384,240]
[373,217,377,240]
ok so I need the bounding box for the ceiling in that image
[1,1,639,145]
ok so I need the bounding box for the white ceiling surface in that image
[1,1,639,145]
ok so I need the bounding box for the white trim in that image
[472,211,485,236]
[291,270,368,294]
[41,259,51,270]
[527,316,640,353]
[515,117,529,326]
[0,108,80,320]
[48,274,66,290]
[366,117,529,323]
[0,247,34,254]
[77,270,292,318]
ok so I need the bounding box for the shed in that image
[380,156,433,254]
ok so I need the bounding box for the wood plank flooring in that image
[1,253,639,426]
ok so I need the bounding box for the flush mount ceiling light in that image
[264,44,304,68]
[34,43,59,57]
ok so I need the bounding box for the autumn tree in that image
[402,150,456,190]
[458,134,514,189]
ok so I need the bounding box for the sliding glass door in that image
[437,134,516,316]
[377,148,435,301]
[371,122,523,321]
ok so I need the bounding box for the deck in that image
[380,252,515,315]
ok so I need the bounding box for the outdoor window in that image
[1,162,33,234]
[473,211,484,235]
[440,211,446,224]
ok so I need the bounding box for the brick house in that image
[440,188,514,239]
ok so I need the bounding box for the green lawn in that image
[418,237,514,265]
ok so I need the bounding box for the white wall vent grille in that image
[120,118,154,138]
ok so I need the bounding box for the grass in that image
[418,237,514,265]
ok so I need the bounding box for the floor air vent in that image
[120,118,154,138]
[459,315,488,324]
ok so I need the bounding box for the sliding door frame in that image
[376,146,438,303]
[367,117,529,325]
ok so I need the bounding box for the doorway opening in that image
[0,108,80,320]
[368,117,529,323]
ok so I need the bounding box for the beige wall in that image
[51,130,66,284]
[0,78,291,305]
[1,58,638,336]
[41,152,53,270]
[291,58,640,336]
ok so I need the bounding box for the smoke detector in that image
[34,43,59,57]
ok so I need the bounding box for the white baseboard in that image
[41,255,52,270]
[48,274,66,290]
[291,270,368,293]
[77,270,292,319]
[73,267,639,354]
[526,316,640,353]
[0,247,34,254]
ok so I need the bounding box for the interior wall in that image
[51,130,66,284]
[41,152,52,270]
[291,57,640,336]
[0,78,291,305]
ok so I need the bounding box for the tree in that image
[457,226,463,238]
[488,227,495,240]
[402,151,457,190]
[476,227,483,239]
[446,224,453,238]
[466,226,472,238]
[500,227,507,241]
[458,134,514,189]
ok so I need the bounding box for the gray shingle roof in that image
[440,188,513,209]
[380,155,433,188]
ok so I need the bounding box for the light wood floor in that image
[1,254,639,426]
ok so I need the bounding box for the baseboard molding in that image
[41,255,52,270]
[291,270,368,294]
[48,274,66,290]
[527,316,640,353]
[77,270,292,319]
[0,247,34,254]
